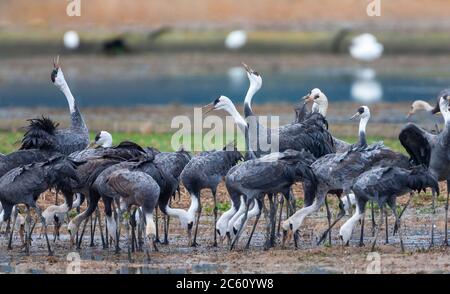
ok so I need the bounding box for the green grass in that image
[0,131,406,154]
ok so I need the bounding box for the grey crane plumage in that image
[180,145,243,247]
[104,169,160,255]
[282,106,411,248]
[0,156,81,255]
[153,148,192,243]
[296,88,352,153]
[399,94,450,245]
[224,149,317,250]
[1,118,60,187]
[50,56,89,155]
[90,155,164,252]
[66,141,149,247]
[339,165,439,251]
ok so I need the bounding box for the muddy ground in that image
[0,182,449,274]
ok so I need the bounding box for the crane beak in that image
[350,112,360,120]
[202,103,215,115]
[302,94,313,104]
[88,141,99,148]
[241,62,254,74]
[53,55,60,69]
[406,112,413,119]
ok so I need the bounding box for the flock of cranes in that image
[0,56,449,258]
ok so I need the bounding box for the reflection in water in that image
[351,67,383,103]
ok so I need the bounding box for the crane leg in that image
[317,196,346,245]
[371,202,376,237]
[444,181,449,246]
[130,209,137,253]
[395,192,412,235]
[277,195,284,237]
[264,194,274,250]
[230,200,250,251]
[384,205,389,244]
[154,206,160,244]
[359,216,365,247]
[7,206,18,250]
[371,205,384,252]
[35,206,53,256]
[191,196,202,247]
[430,189,436,248]
[77,216,90,249]
[325,196,332,246]
[115,209,122,254]
[212,189,218,247]
[90,209,98,247]
[270,193,278,248]
[163,198,171,245]
[245,199,262,249]
[96,208,106,249]
[137,213,144,252]
[24,208,32,255]
[125,215,132,263]
[388,199,404,252]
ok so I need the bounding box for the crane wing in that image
[399,123,431,167]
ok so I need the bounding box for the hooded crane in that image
[0,156,80,255]
[50,56,89,155]
[69,130,113,161]
[299,89,351,153]
[63,130,115,246]
[89,154,164,253]
[204,67,334,244]
[180,145,243,247]
[90,148,191,251]
[224,149,317,250]
[339,165,439,251]
[282,106,410,248]
[407,88,449,119]
[153,149,192,244]
[203,63,335,159]
[206,86,347,243]
[399,94,450,246]
[66,141,148,248]
[102,168,160,258]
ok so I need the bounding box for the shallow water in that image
[0,56,449,108]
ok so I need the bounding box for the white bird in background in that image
[63,31,80,50]
[225,30,247,50]
[349,33,383,63]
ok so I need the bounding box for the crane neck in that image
[423,102,434,112]
[358,116,369,146]
[312,101,328,117]
[223,103,248,134]
[243,84,258,118]
[60,83,88,131]
[60,83,76,114]
[187,194,200,218]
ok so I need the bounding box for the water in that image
[0,66,449,108]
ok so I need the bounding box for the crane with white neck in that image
[399,94,450,246]
[50,56,90,155]
[282,106,411,248]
